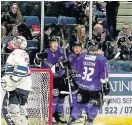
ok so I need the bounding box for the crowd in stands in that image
[44,1,132,72]
[1,1,132,72]
[1,2,41,65]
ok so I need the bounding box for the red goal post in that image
[28,68,53,125]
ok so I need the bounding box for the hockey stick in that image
[102,61,111,106]
[60,61,73,104]
[60,48,73,104]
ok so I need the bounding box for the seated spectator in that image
[1,3,22,35]
[17,23,33,40]
[69,25,89,52]
[75,25,89,48]
[117,22,132,60]
[88,23,115,59]
[117,22,132,39]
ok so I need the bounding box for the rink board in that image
[1,74,132,125]
[94,117,132,125]
[64,73,132,125]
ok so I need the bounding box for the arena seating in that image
[58,17,76,25]
[44,16,77,25]
[44,16,58,25]
[23,16,40,27]
[26,40,39,50]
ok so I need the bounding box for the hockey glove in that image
[34,58,41,67]
[61,60,71,69]
[36,52,48,60]
[103,82,110,95]
[70,79,78,91]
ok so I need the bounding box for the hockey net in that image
[27,68,53,125]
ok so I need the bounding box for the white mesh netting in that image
[27,69,52,125]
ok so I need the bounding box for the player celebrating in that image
[67,46,110,125]
[42,36,68,124]
[68,41,85,113]
[1,36,32,125]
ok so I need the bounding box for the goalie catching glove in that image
[1,75,22,91]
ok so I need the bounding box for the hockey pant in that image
[53,76,69,114]
[2,88,30,125]
[70,89,103,121]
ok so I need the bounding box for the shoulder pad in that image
[84,54,96,61]
[97,55,107,61]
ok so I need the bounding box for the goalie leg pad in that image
[2,93,15,125]
[9,104,23,125]
[20,105,29,125]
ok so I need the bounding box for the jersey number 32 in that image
[82,66,94,81]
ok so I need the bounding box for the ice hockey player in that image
[42,36,68,124]
[68,41,85,114]
[67,46,110,125]
[1,36,32,125]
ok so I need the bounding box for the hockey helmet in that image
[49,36,59,43]
[73,41,82,47]
[8,36,27,50]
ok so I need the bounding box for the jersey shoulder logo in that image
[84,55,96,61]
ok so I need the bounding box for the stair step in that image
[118,9,132,16]
[117,16,132,23]
[116,23,132,30]
[119,2,132,9]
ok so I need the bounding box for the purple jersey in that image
[78,54,108,91]
[42,47,66,77]
[68,53,85,83]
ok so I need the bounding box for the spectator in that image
[106,1,120,39]
[17,23,33,40]
[117,22,132,60]
[88,24,115,59]
[31,4,41,19]
[1,1,10,14]
[75,25,88,48]
[44,25,52,50]
[1,3,22,35]
[117,22,132,38]
[1,26,18,53]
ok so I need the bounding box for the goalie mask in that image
[8,36,27,50]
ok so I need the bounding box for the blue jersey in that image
[42,47,66,77]
[77,54,108,91]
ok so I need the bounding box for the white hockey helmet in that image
[8,36,27,50]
